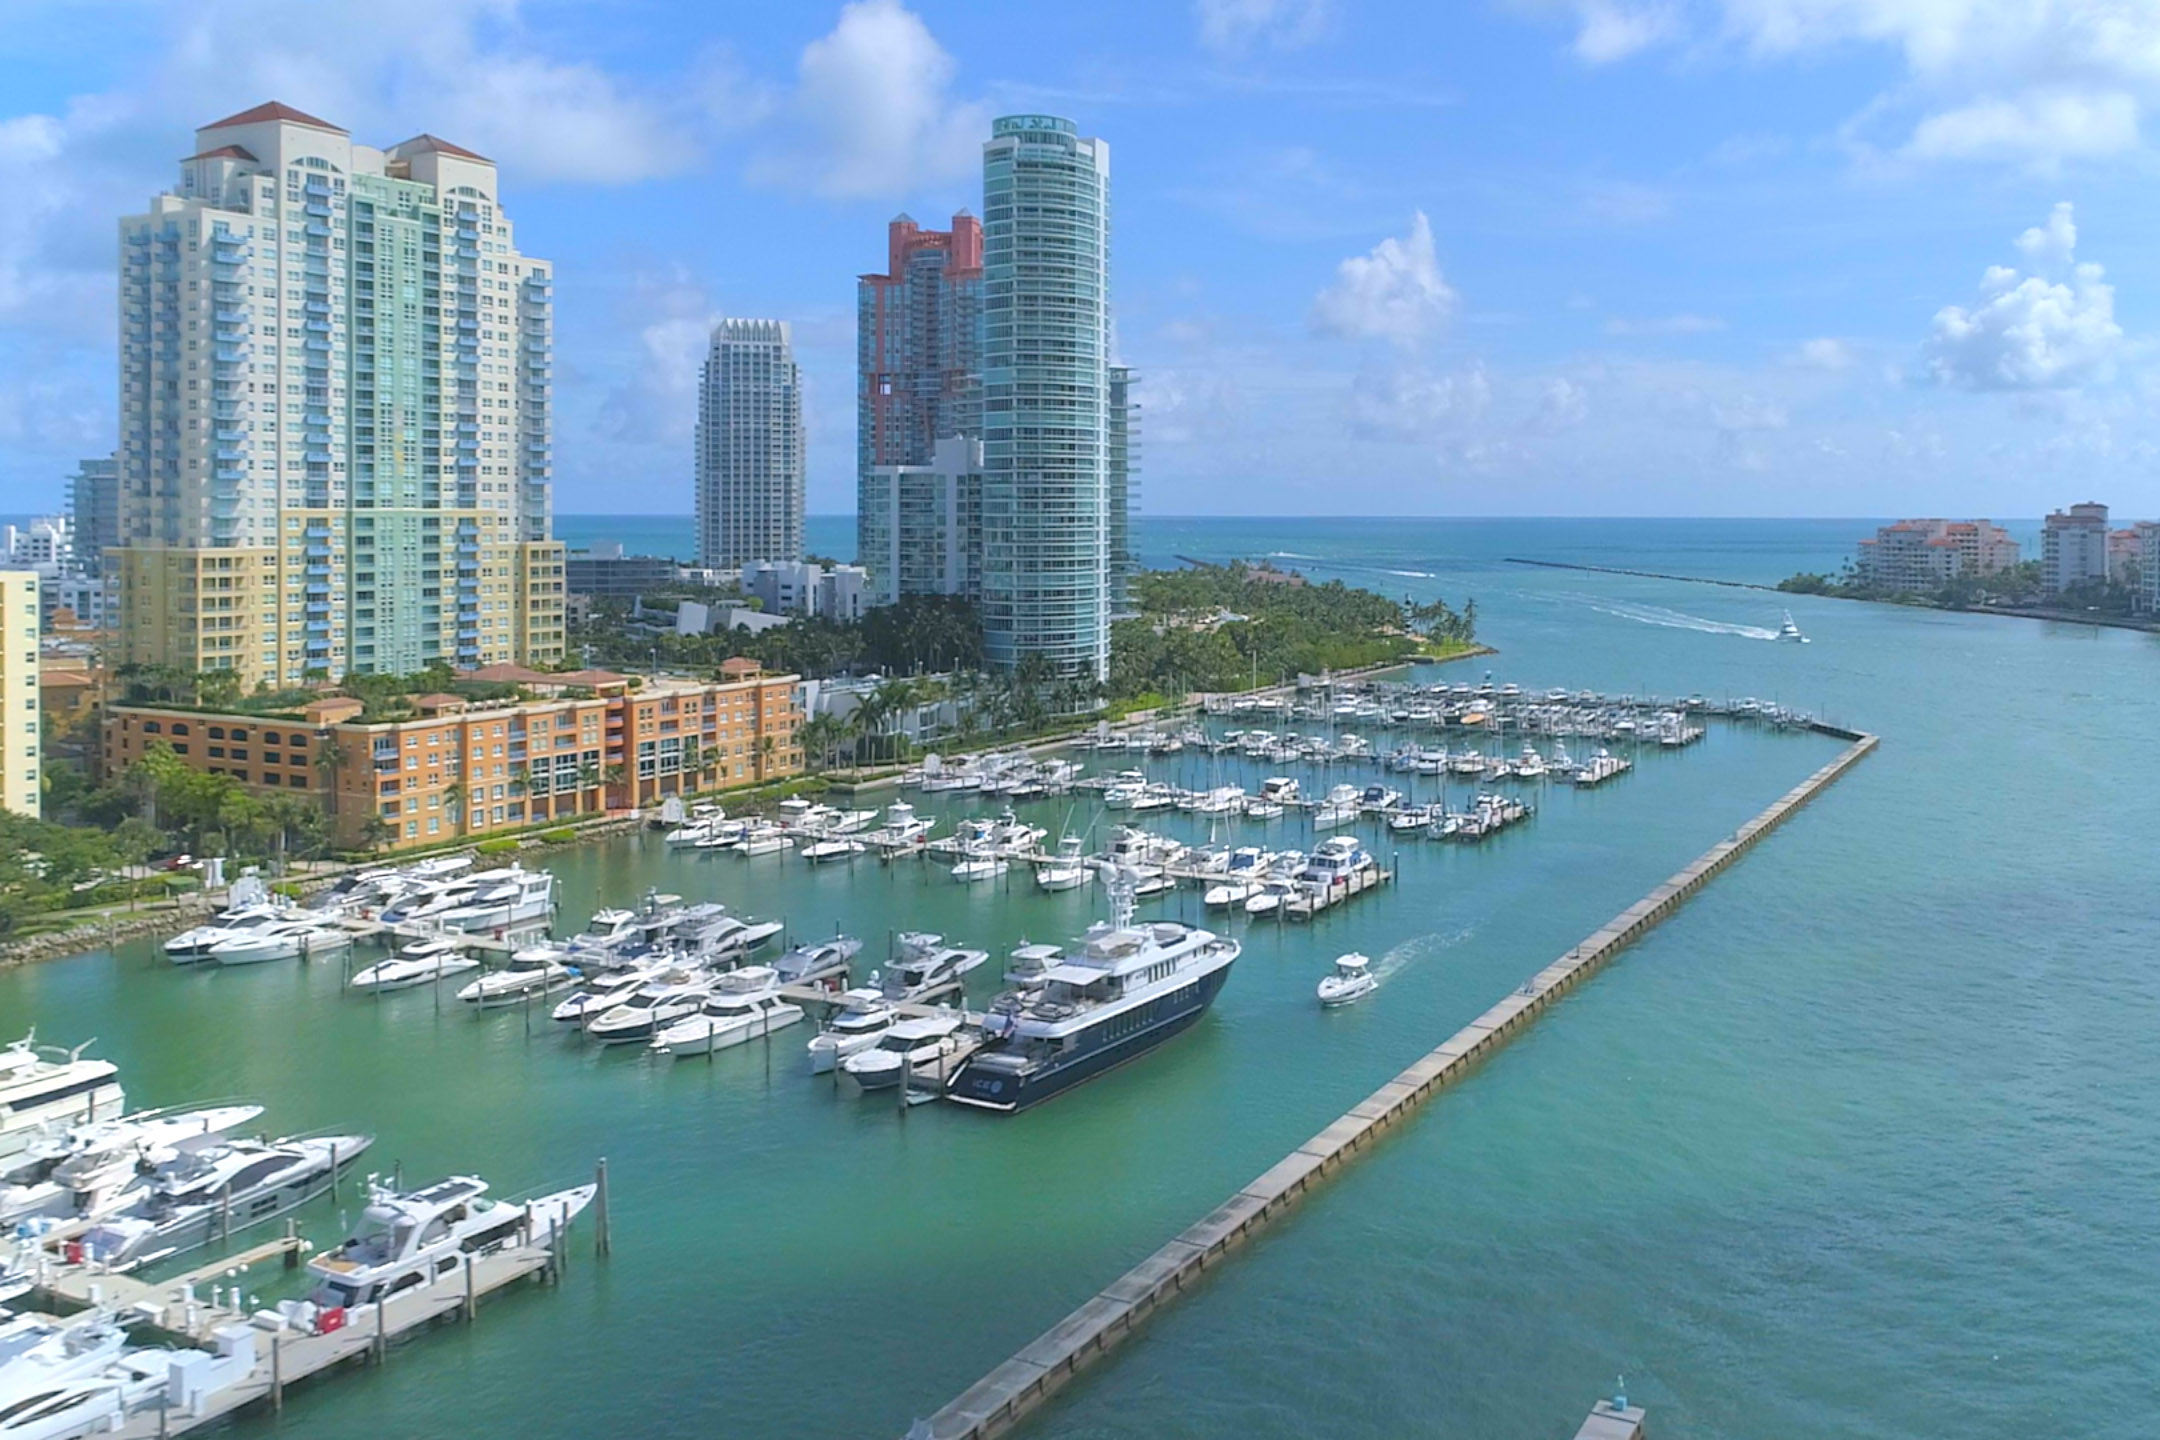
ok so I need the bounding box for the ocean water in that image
[6,517,2154,1440]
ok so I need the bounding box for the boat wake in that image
[1579,597,1779,641]
[1379,568,1436,579]
[1372,926,1475,984]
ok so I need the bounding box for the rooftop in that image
[203,101,346,134]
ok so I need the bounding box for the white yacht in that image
[948,877,1241,1113]
[804,989,899,1073]
[582,976,714,1046]
[691,818,750,852]
[950,848,1008,883]
[77,1132,372,1272]
[207,917,352,966]
[0,1316,130,1418]
[0,1039,123,1167]
[1244,879,1295,916]
[1777,610,1809,643]
[1572,748,1632,787]
[1317,953,1378,1007]
[427,866,555,932]
[0,1102,264,1228]
[306,1174,593,1310]
[1357,785,1404,814]
[878,933,989,1001]
[650,968,804,1057]
[663,805,728,847]
[800,836,867,864]
[768,936,864,987]
[1312,784,1361,829]
[864,801,933,847]
[1033,836,1091,893]
[736,822,793,856]
[841,1015,973,1091]
[549,959,676,1027]
[162,897,292,964]
[348,936,479,994]
[1300,836,1377,890]
[454,953,576,1009]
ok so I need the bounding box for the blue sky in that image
[3,0,2158,519]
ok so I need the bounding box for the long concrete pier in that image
[912,726,1877,1440]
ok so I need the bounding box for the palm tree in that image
[312,735,349,820]
[576,760,602,815]
[442,780,466,832]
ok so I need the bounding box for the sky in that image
[3,0,2159,520]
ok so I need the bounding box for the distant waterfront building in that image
[0,572,38,817]
[111,103,565,685]
[980,114,1115,680]
[3,517,108,629]
[743,559,868,621]
[2042,502,2110,594]
[1854,518,2019,592]
[697,319,804,570]
[2105,527,2141,578]
[67,456,119,578]
[860,435,984,605]
[565,546,685,600]
[2138,522,2160,615]
[3,517,73,573]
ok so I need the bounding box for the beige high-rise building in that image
[112,102,565,686]
[0,572,40,818]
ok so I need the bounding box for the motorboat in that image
[736,823,794,856]
[426,866,555,932]
[691,819,750,852]
[1300,836,1376,890]
[208,918,352,966]
[1255,776,1301,806]
[1512,743,1548,781]
[663,805,728,847]
[1572,749,1631,787]
[1242,796,1285,820]
[582,977,715,1046]
[842,1015,975,1092]
[948,875,1241,1113]
[768,935,864,986]
[1357,785,1403,814]
[550,958,678,1026]
[950,849,1008,883]
[0,1315,129,1417]
[805,989,899,1073]
[1777,610,1809,643]
[348,936,479,994]
[454,953,576,1009]
[77,1132,372,1271]
[306,1174,593,1310]
[1317,953,1378,1007]
[0,1103,264,1228]
[1244,879,1295,916]
[799,837,867,864]
[1312,785,1361,829]
[865,801,933,847]
[878,933,988,1001]
[0,1039,123,1169]
[827,808,879,834]
[1033,836,1091,893]
[162,896,292,964]
[650,968,805,1057]
[1386,806,1432,833]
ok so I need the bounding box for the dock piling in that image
[593,1158,610,1258]
[270,1336,282,1413]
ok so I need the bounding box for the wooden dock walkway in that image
[909,728,1877,1440]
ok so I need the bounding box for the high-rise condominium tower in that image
[68,456,119,579]
[980,115,1112,680]
[111,103,565,684]
[857,212,985,604]
[697,319,804,569]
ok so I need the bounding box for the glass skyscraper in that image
[697,319,805,570]
[980,115,1112,681]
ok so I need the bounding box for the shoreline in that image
[1504,558,2160,635]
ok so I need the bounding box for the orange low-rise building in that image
[101,668,803,852]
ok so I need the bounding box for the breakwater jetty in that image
[910,725,1877,1440]
[1505,557,1776,590]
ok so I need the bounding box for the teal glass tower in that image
[980,115,1112,681]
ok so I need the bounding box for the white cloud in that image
[1922,202,2123,391]
[1195,0,1334,55]
[1603,313,1726,336]
[751,0,987,199]
[1536,0,2160,167]
[1532,377,1591,429]
[1347,364,1491,438]
[1311,212,1458,347]
[1795,337,1855,370]
[593,273,721,448]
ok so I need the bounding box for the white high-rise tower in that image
[112,102,565,683]
[696,319,805,569]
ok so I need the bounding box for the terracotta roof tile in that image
[203,101,346,133]
[396,133,491,162]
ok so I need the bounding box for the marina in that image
[0,661,1868,1440]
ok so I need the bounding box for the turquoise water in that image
[7,518,2153,1438]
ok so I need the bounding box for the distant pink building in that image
[1855,518,2020,591]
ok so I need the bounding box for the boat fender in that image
[317,1306,347,1335]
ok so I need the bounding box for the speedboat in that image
[769,936,864,986]
[582,977,714,1046]
[77,1131,372,1272]
[1387,806,1432,833]
[209,918,351,966]
[1034,836,1091,892]
[804,989,899,1073]
[1357,785,1403,814]
[950,849,1008,883]
[650,968,804,1057]
[842,1016,974,1092]
[736,823,793,856]
[307,1174,593,1310]
[427,866,555,932]
[1244,879,1295,916]
[1312,785,1360,829]
[1777,610,1809,643]
[348,936,479,993]
[1317,953,1378,1007]
[455,952,576,1009]
[865,801,933,847]
[664,806,728,847]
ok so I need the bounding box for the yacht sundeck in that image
[306,1173,593,1310]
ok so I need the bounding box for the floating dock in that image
[908,727,1876,1440]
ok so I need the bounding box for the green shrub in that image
[539,827,576,844]
[475,837,520,855]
